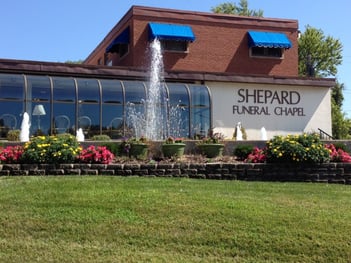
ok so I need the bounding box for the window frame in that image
[249,46,284,59]
[161,40,189,53]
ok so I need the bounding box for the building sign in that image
[232,88,305,116]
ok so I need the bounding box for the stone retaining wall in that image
[1,162,351,184]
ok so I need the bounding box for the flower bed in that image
[1,133,351,184]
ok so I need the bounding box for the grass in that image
[0,177,350,262]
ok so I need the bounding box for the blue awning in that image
[106,27,130,53]
[148,22,195,42]
[248,31,292,49]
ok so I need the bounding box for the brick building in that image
[0,6,334,140]
[85,6,298,77]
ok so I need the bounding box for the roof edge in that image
[0,58,334,88]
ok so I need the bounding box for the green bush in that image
[101,142,122,156]
[7,130,20,141]
[265,133,330,163]
[233,144,254,160]
[91,134,111,141]
[21,134,81,164]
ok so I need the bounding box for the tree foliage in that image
[211,0,263,17]
[298,25,342,77]
[65,60,83,64]
[331,82,350,139]
[332,81,344,108]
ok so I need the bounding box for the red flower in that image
[77,145,114,164]
[325,144,351,163]
[245,147,266,163]
[0,145,24,164]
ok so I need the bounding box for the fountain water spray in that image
[145,39,167,140]
[20,112,30,142]
[126,39,184,140]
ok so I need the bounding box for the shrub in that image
[21,134,81,164]
[325,144,351,163]
[77,145,114,164]
[245,147,266,163]
[265,133,330,163]
[7,130,20,141]
[0,145,24,164]
[234,144,254,160]
[91,134,111,141]
[101,142,121,156]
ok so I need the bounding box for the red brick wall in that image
[128,18,298,76]
[85,7,298,77]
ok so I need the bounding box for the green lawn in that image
[0,176,350,262]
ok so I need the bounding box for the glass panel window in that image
[27,75,51,102]
[124,81,146,137]
[102,104,124,139]
[0,101,23,138]
[77,79,100,103]
[167,83,189,107]
[191,107,210,138]
[101,79,123,104]
[0,74,24,100]
[53,103,75,135]
[167,83,190,138]
[53,77,76,102]
[78,104,100,138]
[124,81,146,105]
[189,85,211,138]
[190,85,210,107]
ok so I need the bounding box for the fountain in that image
[144,39,167,140]
[236,122,243,141]
[126,39,183,140]
[20,112,30,142]
[76,128,85,142]
[261,127,267,140]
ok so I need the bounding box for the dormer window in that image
[247,31,292,59]
[148,22,195,52]
[106,27,130,57]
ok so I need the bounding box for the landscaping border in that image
[1,162,350,184]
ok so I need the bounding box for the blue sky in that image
[1,0,350,115]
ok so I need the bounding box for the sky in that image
[1,0,350,115]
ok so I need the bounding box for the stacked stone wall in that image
[1,163,350,184]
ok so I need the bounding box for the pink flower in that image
[325,144,351,163]
[0,145,24,164]
[77,145,114,164]
[245,147,266,163]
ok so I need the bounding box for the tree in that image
[331,82,350,139]
[298,25,342,77]
[298,26,348,138]
[65,60,83,64]
[211,0,263,17]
